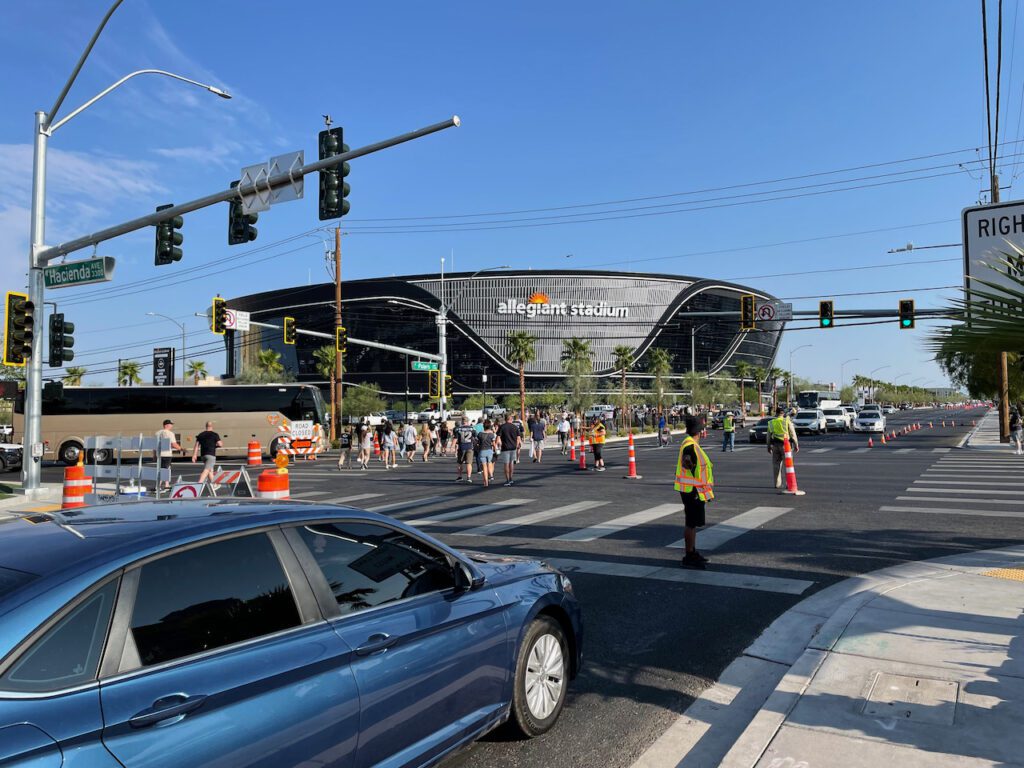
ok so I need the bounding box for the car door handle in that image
[355,632,398,656]
[129,693,208,728]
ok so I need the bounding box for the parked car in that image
[584,404,615,421]
[854,410,886,433]
[0,501,582,767]
[0,443,22,472]
[791,409,826,434]
[482,404,507,417]
[821,408,850,431]
[749,417,771,443]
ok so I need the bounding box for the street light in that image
[788,344,812,406]
[146,313,187,384]
[21,0,232,495]
[840,358,859,394]
[691,323,709,375]
[867,365,891,403]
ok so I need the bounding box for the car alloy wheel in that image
[509,616,569,737]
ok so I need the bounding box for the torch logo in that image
[528,292,550,305]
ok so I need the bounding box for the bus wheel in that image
[268,438,280,459]
[59,441,84,466]
[86,448,114,465]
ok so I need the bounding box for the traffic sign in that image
[962,200,1024,296]
[756,300,793,321]
[224,309,251,332]
[43,256,115,289]
[411,361,439,371]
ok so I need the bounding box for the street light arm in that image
[146,311,185,331]
[48,69,231,134]
[442,266,510,313]
[44,0,127,129]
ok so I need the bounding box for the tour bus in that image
[13,383,329,465]
[795,390,842,411]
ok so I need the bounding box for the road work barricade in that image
[257,469,290,500]
[248,438,262,466]
[780,435,805,496]
[62,461,91,509]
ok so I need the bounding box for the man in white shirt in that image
[557,415,571,455]
[155,419,182,490]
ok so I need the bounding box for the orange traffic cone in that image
[623,433,642,479]
[881,434,887,445]
[568,429,576,461]
[373,432,381,459]
[868,437,873,448]
[781,435,805,496]
[578,434,588,470]
[61,460,91,509]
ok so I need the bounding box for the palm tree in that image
[118,360,142,387]
[186,360,207,385]
[750,365,766,414]
[646,347,673,414]
[256,348,284,377]
[733,360,753,416]
[507,331,538,422]
[561,337,594,417]
[768,366,786,410]
[62,366,86,386]
[612,345,635,431]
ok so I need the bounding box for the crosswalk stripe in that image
[289,490,333,498]
[544,557,813,595]
[667,506,792,550]
[809,448,833,453]
[408,498,532,526]
[850,447,871,453]
[880,505,1024,518]
[454,500,609,537]
[896,495,1024,506]
[367,495,456,514]
[932,448,952,453]
[914,479,1024,487]
[906,487,1024,496]
[893,448,915,454]
[320,493,384,505]
[553,503,678,543]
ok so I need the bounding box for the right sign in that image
[962,200,1024,295]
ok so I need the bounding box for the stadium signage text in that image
[497,293,630,319]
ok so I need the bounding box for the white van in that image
[584,404,615,420]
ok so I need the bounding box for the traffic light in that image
[154,204,184,265]
[318,127,350,220]
[336,325,347,353]
[740,294,756,330]
[227,181,258,245]
[283,316,296,345]
[48,312,74,367]
[3,291,34,367]
[819,300,834,328]
[444,374,452,398]
[211,297,227,335]
[428,370,440,398]
[899,298,915,329]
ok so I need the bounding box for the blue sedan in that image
[0,500,582,767]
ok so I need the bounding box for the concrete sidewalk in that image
[632,544,1024,768]
[963,408,1005,451]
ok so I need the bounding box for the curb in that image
[630,542,1024,768]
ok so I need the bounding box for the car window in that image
[796,411,818,418]
[823,410,843,416]
[295,522,457,616]
[128,533,301,668]
[1,579,118,692]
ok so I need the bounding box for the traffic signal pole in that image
[23,111,48,497]
[334,226,342,442]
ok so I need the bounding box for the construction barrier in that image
[62,462,91,509]
[623,433,642,479]
[247,438,262,466]
[578,435,588,470]
[780,435,805,496]
[257,469,290,500]
[568,432,576,462]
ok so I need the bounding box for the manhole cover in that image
[861,672,959,724]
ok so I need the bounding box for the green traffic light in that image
[821,318,831,327]
[901,319,911,327]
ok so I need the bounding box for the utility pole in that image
[334,225,342,442]
[991,174,1011,443]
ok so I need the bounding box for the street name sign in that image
[756,300,793,322]
[411,361,439,372]
[962,200,1024,295]
[43,256,115,289]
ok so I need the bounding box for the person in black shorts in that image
[674,415,715,569]
[192,421,223,485]
[454,416,476,483]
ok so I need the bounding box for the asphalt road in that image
[38,406,1002,767]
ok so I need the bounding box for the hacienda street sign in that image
[43,256,115,289]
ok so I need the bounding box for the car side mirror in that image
[453,562,484,592]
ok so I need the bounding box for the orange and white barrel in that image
[257,470,290,500]
[62,464,91,509]
[247,439,262,466]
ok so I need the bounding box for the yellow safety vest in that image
[723,415,734,433]
[674,436,715,501]
[768,416,789,442]
[592,424,606,444]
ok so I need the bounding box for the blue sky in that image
[0,1,1011,389]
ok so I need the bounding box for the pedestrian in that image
[531,413,547,463]
[476,419,496,487]
[439,420,450,457]
[191,420,222,486]
[721,411,735,452]
[359,422,373,470]
[1011,408,1023,456]
[455,416,476,483]
[429,421,440,456]
[591,417,607,471]
[767,406,799,488]
[674,414,714,569]
[155,418,182,490]
[419,421,432,463]
[382,423,398,468]
[337,426,352,469]
[375,422,386,462]
[658,413,668,447]
[513,415,525,464]
[557,413,571,454]
[403,421,418,464]
[498,415,522,486]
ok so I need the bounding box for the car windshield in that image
[823,409,843,416]
[756,419,769,426]
[796,411,818,419]
[859,413,879,419]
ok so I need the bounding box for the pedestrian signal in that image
[819,300,834,328]
[740,294,756,330]
[283,317,296,345]
[3,291,34,367]
[898,298,915,329]
[211,297,227,335]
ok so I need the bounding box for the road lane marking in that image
[850,447,872,453]
[545,557,813,595]
[553,503,678,542]
[454,500,609,537]
[932,447,952,453]
[320,493,384,505]
[809,448,834,453]
[289,490,333,498]
[408,498,532,525]
[367,495,456,514]
[897,495,1024,505]
[880,505,1024,518]
[667,506,792,550]
[906,487,1024,496]
[914,479,1024,487]
[893,448,916,453]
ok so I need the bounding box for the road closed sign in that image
[290,420,314,440]
[962,200,1024,295]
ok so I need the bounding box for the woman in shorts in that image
[438,421,450,457]
[419,422,432,463]
[476,419,496,487]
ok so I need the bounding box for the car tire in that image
[86,447,114,465]
[508,616,569,738]
[268,437,281,459]
[59,441,83,466]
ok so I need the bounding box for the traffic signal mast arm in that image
[228,317,442,361]
[36,116,461,264]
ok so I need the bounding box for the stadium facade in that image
[227,270,782,397]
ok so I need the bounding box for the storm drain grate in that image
[861,672,959,725]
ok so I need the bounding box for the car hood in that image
[463,550,557,586]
